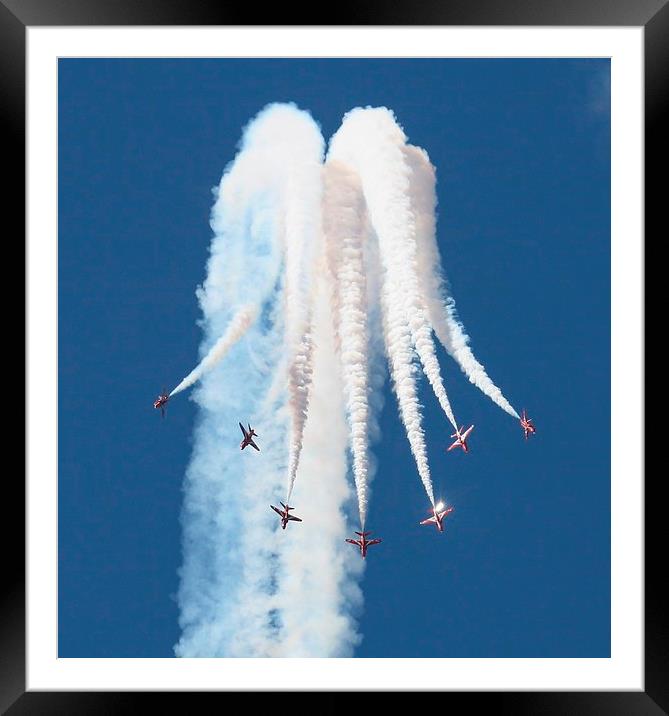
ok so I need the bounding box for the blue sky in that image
[58,58,610,658]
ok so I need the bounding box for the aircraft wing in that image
[345,539,359,546]
[270,505,283,517]
[239,422,248,437]
[249,439,260,451]
[368,539,382,546]
[420,516,436,525]
[447,440,459,451]
[288,515,302,522]
[462,426,474,440]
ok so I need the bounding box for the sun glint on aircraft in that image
[520,409,536,440]
[447,424,474,453]
[346,531,382,559]
[270,502,302,530]
[239,422,260,451]
[153,390,169,418]
[419,502,454,532]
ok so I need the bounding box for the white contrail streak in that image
[169,304,258,397]
[323,159,371,528]
[329,107,460,432]
[404,144,519,419]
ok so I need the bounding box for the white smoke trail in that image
[329,107,460,432]
[169,304,259,397]
[404,144,519,419]
[176,103,354,658]
[270,271,363,657]
[175,104,289,658]
[328,116,436,507]
[283,123,324,504]
[323,160,371,528]
[377,243,436,507]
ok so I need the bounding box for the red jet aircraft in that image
[420,503,454,532]
[520,409,536,440]
[346,531,382,559]
[447,424,474,453]
[153,390,169,418]
[239,422,260,451]
[270,502,302,530]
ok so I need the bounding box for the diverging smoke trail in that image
[379,254,436,506]
[403,144,519,419]
[329,107,459,433]
[329,110,437,507]
[323,159,371,529]
[176,103,336,657]
[169,304,259,397]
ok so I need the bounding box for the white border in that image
[27,27,643,690]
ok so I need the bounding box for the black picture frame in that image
[5,0,655,712]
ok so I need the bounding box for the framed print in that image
[5,0,657,711]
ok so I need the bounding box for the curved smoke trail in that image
[379,255,436,507]
[169,304,258,397]
[323,159,371,528]
[404,144,519,419]
[329,108,460,432]
[329,109,438,507]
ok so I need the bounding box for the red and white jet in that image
[420,503,454,532]
[270,502,302,530]
[346,531,382,559]
[239,422,260,451]
[520,409,536,440]
[153,390,169,418]
[447,424,474,453]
